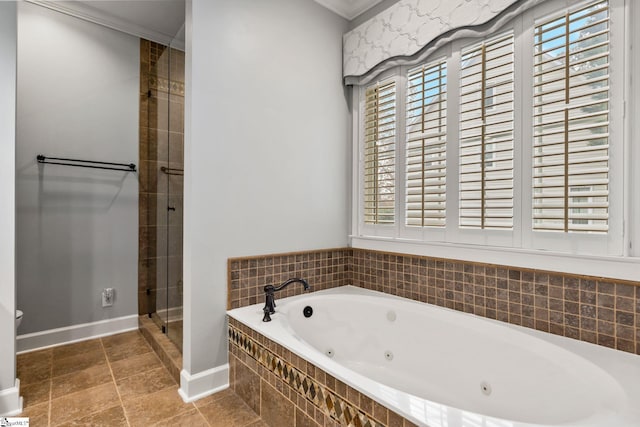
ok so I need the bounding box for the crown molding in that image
[313,0,384,20]
[25,0,184,49]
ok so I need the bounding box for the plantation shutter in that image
[364,80,396,224]
[406,60,447,227]
[459,33,515,229]
[532,0,610,233]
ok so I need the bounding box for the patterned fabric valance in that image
[343,0,543,84]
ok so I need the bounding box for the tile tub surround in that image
[350,248,640,356]
[228,318,417,427]
[228,248,639,356]
[227,249,351,310]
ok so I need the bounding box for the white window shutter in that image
[459,33,515,229]
[533,0,610,233]
[406,60,447,227]
[364,80,396,224]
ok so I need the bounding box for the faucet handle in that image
[262,306,272,322]
[266,293,276,314]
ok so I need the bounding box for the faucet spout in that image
[262,277,311,322]
[273,278,310,292]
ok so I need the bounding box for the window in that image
[406,60,447,228]
[355,0,630,263]
[532,0,610,233]
[459,33,515,229]
[363,80,396,225]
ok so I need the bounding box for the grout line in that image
[100,337,131,427]
[47,352,53,427]
[193,403,213,427]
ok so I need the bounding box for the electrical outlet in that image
[102,288,115,307]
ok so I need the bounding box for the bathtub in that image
[227,286,640,427]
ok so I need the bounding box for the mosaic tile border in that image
[149,76,185,96]
[229,322,390,427]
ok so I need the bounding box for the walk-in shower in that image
[139,30,185,352]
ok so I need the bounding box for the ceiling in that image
[313,0,384,20]
[28,0,185,46]
[30,0,381,45]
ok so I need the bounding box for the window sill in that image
[350,235,640,282]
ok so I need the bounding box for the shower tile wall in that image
[228,248,640,356]
[138,39,185,317]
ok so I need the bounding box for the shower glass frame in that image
[149,29,185,352]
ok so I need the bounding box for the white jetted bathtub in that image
[227,286,640,427]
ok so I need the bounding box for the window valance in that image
[343,0,546,85]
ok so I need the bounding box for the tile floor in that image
[18,330,267,427]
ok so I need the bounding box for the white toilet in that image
[16,310,23,329]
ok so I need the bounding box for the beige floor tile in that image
[123,386,194,427]
[246,420,271,427]
[18,364,52,387]
[153,408,209,426]
[20,400,49,426]
[55,406,127,427]
[193,388,235,408]
[49,383,120,426]
[52,350,107,378]
[198,392,260,427]
[52,339,103,361]
[18,349,52,368]
[116,367,176,400]
[103,334,151,363]
[16,331,270,427]
[109,351,163,380]
[17,350,52,386]
[21,379,51,409]
[51,364,113,399]
[101,331,145,349]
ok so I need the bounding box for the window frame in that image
[399,52,450,243]
[521,0,625,256]
[357,68,399,239]
[351,0,638,280]
[404,57,449,231]
[449,26,522,248]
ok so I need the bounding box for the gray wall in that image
[0,0,18,413]
[16,3,139,334]
[184,0,349,379]
[348,0,401,29]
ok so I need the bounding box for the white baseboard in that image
[0,379,23,416]
[178,364,229,403]
[16,314,139,354]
